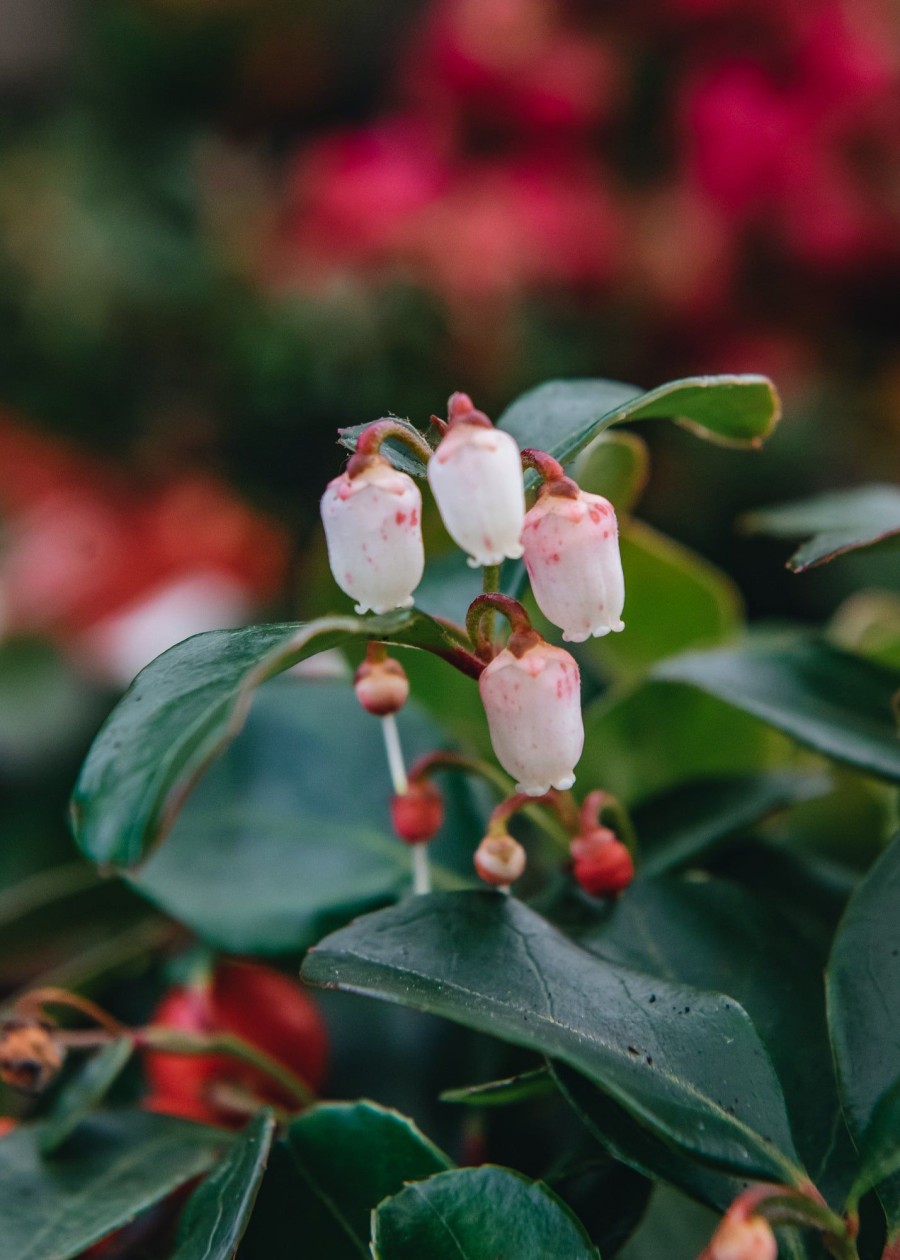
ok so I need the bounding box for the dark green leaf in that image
[849,1082,900,1210]
[0,1111,227,1260]
[71,610,471,870]
[440,1067,556,1107]
[828,832,900,1231]
[572,430,649,512]
[338,418,435,478]
[583,520,742,683]
[240,1101,451,1260]
[303,892,804,1183]
[741,485,900,572]
[497,375,781,471]
[618,1185,720,1260]
[173,1111,275,1260]
[580,682,790,806]
[371,1165,599,1259]
[563,877,855,1201]
[654,638,900,784]
[128,680,471,954]
[40,1039,134,1156]
[634,772,830,877]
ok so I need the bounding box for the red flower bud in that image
[354,655,410,716]
[390,779,444,844]
[571,826,634,897]
[707,1215,777,1260]
[474,832,527,887]
[143,960,328,1127]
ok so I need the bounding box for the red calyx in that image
[143,959,328,1126]
[571,826,634,897]
[390,779,444,844]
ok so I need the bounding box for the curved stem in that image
[348,419,434,473]
[14,988,130,1037]
[520,448,568,483]
[136,1026,315,1108]
[466,594,535,661]
[580,791,637,855]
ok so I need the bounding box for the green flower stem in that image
[137,1026,315,1108]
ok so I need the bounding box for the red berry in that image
[143,960,328,1126]
[571,828,634,897]
[390,779,444,844]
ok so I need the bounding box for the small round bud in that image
[391,779,444,844]
[474,833,527,886]
[571,826,634,897]
[708,1215,778,1260]
[0,1015,65,1093]
[354,656,409,716]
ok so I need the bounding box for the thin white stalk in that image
[411,842,432,896]
[380,714,408,796]
[380,715,432,895]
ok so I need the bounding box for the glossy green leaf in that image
[0,1111,227,1260]
[741,485,900,572]
[654,638,900,784]
[240,1101,452,1260]
[580,682,789,807]
[572,430,649,512]
[303,892,805,1183]
[634,772,830,877]
[129,680,472,954]
[552,1064,744,1211]
[71,610,473,870]
[584,520,742,682]
[371,1165,599,1259]
[338,417,435,478]
[440,1067,556,1108]
[172,1111,275,1260]
[618,1185,720,1260]
[497,375,781,468]
[40,1039,134,1156]
[849,1082,900,1211]
[828,832,900,1231]
[563,877,855,1201]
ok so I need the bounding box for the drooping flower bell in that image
[321,422,429,614]
[427,392,526,568]
[521,450,624,642]
[470,595,584,796]
[706,1216,778,1260]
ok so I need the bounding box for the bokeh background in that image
[0,0,898,1127]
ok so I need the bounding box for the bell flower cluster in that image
[320,393,627,801]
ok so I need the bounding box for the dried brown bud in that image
[0,1016,65,1093]
[354,656,410,716]
[474,833,527,887]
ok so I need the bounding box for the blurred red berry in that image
[390,779,445,844]
[143,960,328,1126]
[571,827,635,897]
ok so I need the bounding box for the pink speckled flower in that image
[479,637,583,795]
[428,393,526,568]
[320,457,424,614]
[522,484,625,642]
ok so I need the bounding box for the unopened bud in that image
[354,656,409,716]
[391,779,444,844]
[474,833,527,887]
[0,1016,65,1093]
[707,1215,778,1260]
[571,826,634,897]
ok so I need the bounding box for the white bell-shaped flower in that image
[321,457,424,614]
[427,397,525,568]
[479,638,584,795]
[522,485,625,642]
